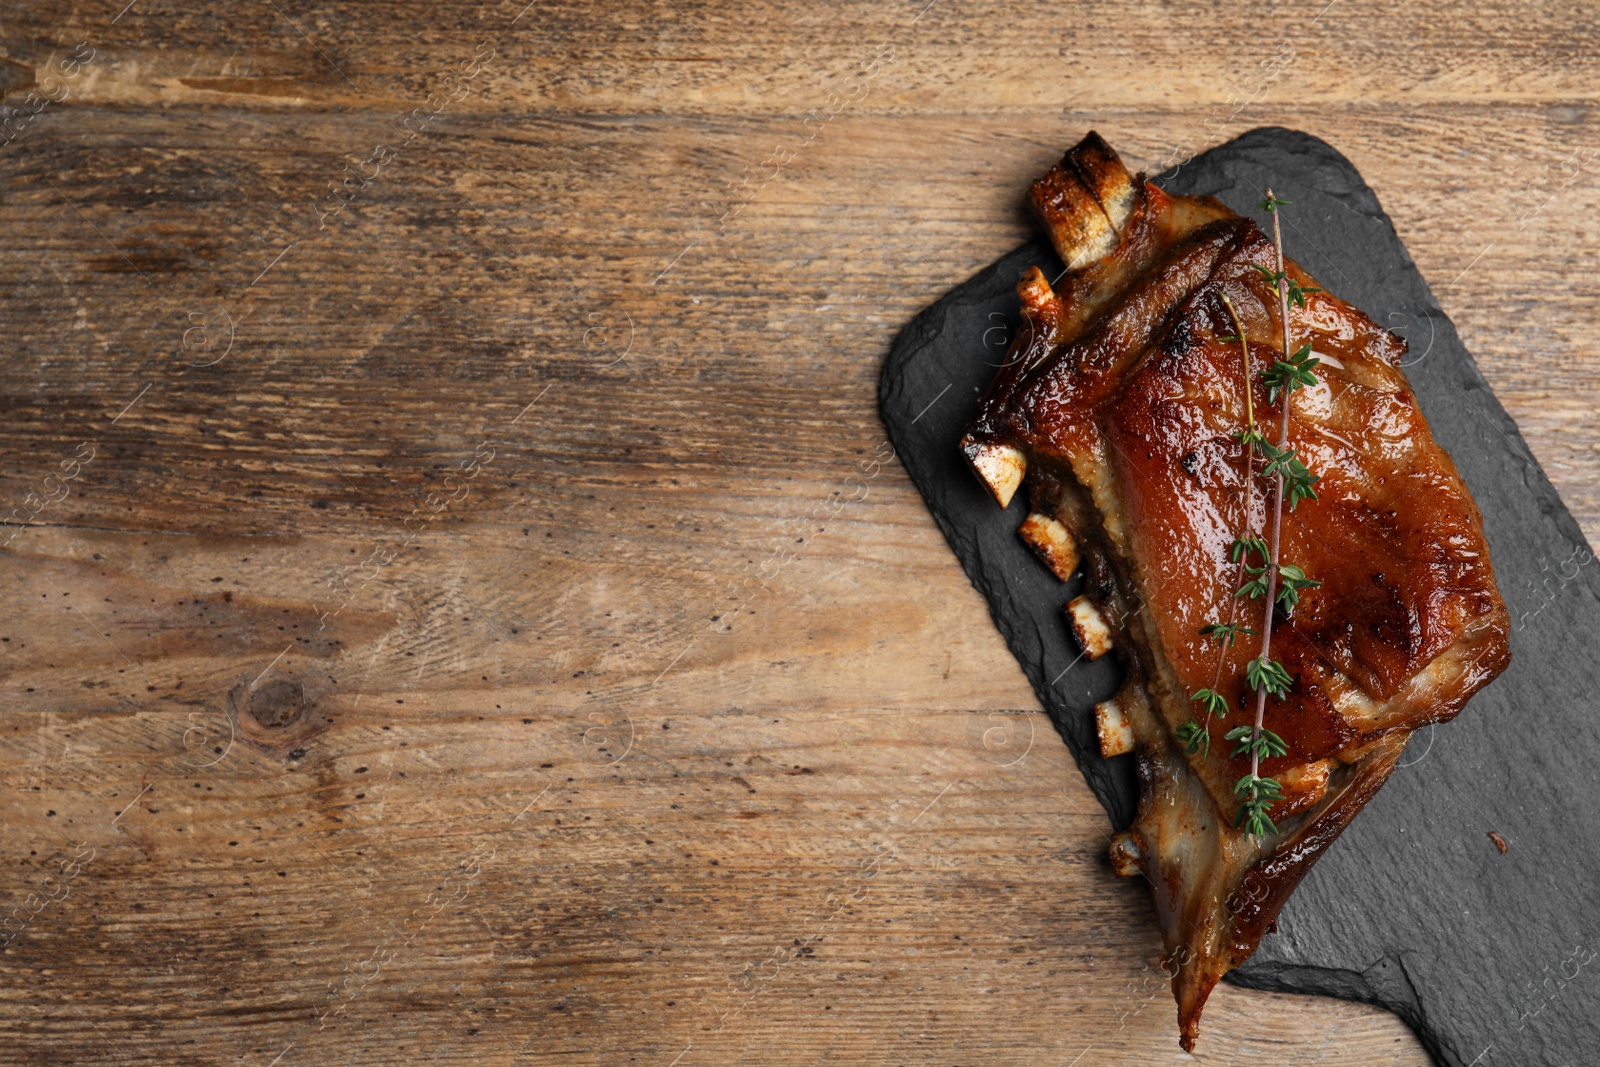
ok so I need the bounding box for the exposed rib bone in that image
[1018,512,1080,580]
[1067,596,1113,660]
[1029,131,1136,271]
[1095,696,1134,758]
[1109,831,1143,877]
[1017,266,1062,321]
[963,440,1026,509]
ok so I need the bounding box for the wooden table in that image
[2,2,1591,1063]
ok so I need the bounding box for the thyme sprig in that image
[1245,655,1292,700]
[1226,724,1288,762]
[1251,264,1323,309]
[1178,195,1325,840]
[1264,343,1321,403]
[1235,189,1321,840]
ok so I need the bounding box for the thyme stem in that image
[1248,190,1297,794]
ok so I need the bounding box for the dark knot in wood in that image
[246,678,305,729]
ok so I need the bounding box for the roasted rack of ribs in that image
[960,132,1511,1049]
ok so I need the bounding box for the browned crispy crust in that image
[962,133,1510,1050]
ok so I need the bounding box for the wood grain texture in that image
[2,1,1593,1063]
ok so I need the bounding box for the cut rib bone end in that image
[1108,832,1143,877]
[1067,596,1113,660]
[1018,512,1080,581]
[1028,131,1136,271]
[961,439,1026,509]
[1095,697,1134,758]
[1017,266,1063,322]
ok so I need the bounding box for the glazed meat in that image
[961,133,1510,1049]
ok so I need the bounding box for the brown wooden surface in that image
[1,1,1594,1063]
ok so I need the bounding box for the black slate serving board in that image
[879,128,1600,1066]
